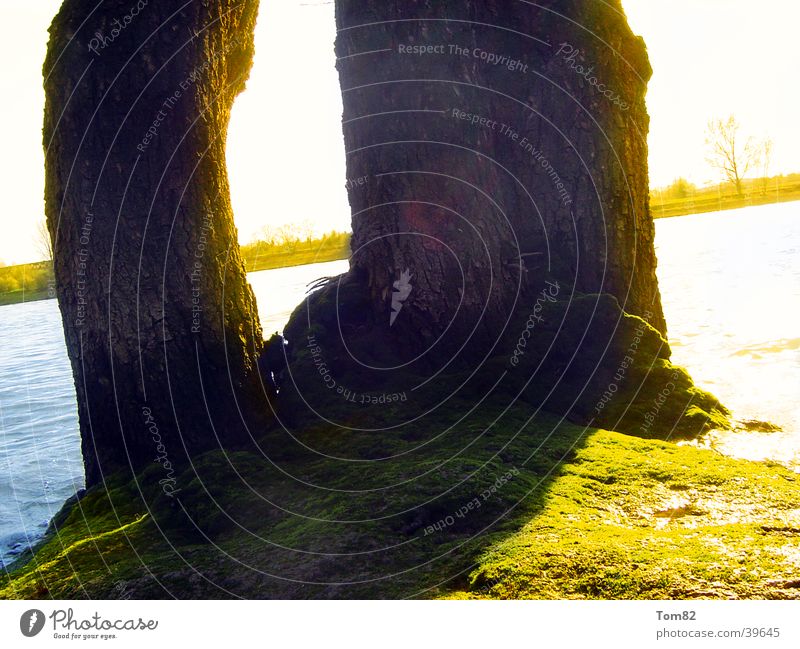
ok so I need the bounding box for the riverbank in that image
[0,292,793,600]
[2,404,798,599]
[241,231,350,273]
[0,261,54,306]
[2,217,797,598]
[0,287,51,307]
[652,177,800,219]
[243,246,348,273]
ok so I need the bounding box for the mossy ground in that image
[446,431,800,599]
[2,402,797,600]
[0,288,786,600]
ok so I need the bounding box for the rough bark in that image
[44,0,268,487]
[332,0,665,346]
[278,0,668,426]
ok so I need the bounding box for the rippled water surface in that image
[0,299,83,567]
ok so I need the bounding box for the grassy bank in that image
[1,322,795,603]
[652,174,800,219]
[2,408,798,600]
[0,261,54,307]
[0,288,52,307]
[240,231,350,273]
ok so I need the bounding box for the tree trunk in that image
[280,0,668,424]
[333,0,665,343]
[44,0,268,487]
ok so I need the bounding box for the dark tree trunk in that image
[279,0,668,426]
[44,0,269,487]
[333,0,665,342]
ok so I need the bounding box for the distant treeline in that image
[0,261,55,306]
[240,230,351,273]
[651,173,800,219]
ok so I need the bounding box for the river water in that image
[656,202,800,467]
[0,299,83,568]
[1,205,798,566]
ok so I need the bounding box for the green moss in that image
[1,288,779,600]
[446,429,800,600]
[2,405,797,599]
[0,485,161,599]
[501,292,730,439]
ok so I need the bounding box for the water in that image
[656,202,800,469]
[0,299,83,568]
[249,260,349,336]
[1,205,798,565]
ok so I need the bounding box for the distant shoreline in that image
[0,251,351,308]
[3,191,798,309]
[652,179,800,219]
[0,289,51,308]
[244,247,348,274]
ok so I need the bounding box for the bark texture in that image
[44,0,267,487]
[332,0,665,346]
[279,0,668,427]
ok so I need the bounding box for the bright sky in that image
[0,0,798,265]
[623,0,800,189]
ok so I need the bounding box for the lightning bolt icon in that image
[28,611,38,632]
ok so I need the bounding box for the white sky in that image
[0,0,797,265]
[624,0,800,190]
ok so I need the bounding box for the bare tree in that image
[257,224,278,246]
[34,219,53,261]
[298,219,316,242]
[760,138,774,195]
[277,224,301,251]
[705,116,759,196]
